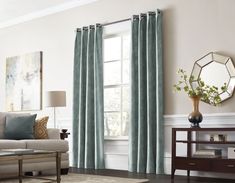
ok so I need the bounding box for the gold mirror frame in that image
[190,52,235,104]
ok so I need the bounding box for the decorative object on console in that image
[6,51,42,112]
[188,96,202,128]
[210,134,227,142]
[228,147,235,159]
[45,91,66,128]
[192,149,222,158]
[173,69,226,127]
[34,116,49,139]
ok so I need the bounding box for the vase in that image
[188,96,203,128]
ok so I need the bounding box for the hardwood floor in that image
[69,168,234,183]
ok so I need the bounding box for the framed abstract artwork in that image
[6,51,42,111]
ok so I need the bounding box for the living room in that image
[0,0,235,182]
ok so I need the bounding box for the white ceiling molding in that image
[0,0,98,29]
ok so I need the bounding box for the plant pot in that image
[188,96,203,128]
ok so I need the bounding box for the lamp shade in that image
[45,91,66,107]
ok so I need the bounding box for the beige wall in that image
[0,0,235,119]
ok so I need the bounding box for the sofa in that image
[0,112,69,175]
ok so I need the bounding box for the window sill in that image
[104,137,128,141]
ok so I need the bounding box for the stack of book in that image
[193,149,222,158]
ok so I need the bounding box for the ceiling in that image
[0,0,97,28]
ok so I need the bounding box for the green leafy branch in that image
[173,69,227,105]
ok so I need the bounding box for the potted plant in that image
[173,69,227,127]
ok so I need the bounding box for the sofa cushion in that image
[4,114,37,140]
[0,140,26,149]
[34,116,49,139]
[0,112,30,139]
[47,128,60,139]
[22,139,69,152]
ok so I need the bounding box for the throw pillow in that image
[34,116,49,139]
[4,114,37,140]
[0,112,30,139]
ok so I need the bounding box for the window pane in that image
[103,33,130,138]
[104,112,121,136]
[104,37,121,61]
[104,87,121,111]
[122,112,129,136]
[122,86,130,112]
[123,35,130,59]
[123,59,130,84]
[104,62,121,85]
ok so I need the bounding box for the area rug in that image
[0,173,149,183]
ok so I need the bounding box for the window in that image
[104,33,130,138]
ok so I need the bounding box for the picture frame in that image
[5,51,42,111]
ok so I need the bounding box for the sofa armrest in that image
[47,128,60,139]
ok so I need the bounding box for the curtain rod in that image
[101,18,131,26]
[75,10,160,32]
[75,18,131,32]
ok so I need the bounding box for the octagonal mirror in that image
[190,52,235,104]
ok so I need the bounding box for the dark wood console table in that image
[171,127,235,179]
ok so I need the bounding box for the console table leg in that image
[171,169,175,179]
[56,152,61,183]
[18,159,23,183]
[187,170,190,177]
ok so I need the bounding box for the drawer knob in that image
[227,165,235,168]
[188,162,196,166]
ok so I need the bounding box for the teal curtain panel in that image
[129,10,164,174]
[73,24,105,169]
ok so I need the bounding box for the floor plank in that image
[69,168,234,183]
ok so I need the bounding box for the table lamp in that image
[45,91,66,128]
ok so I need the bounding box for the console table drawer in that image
[212,161,235,173]
[175,158,210,171]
